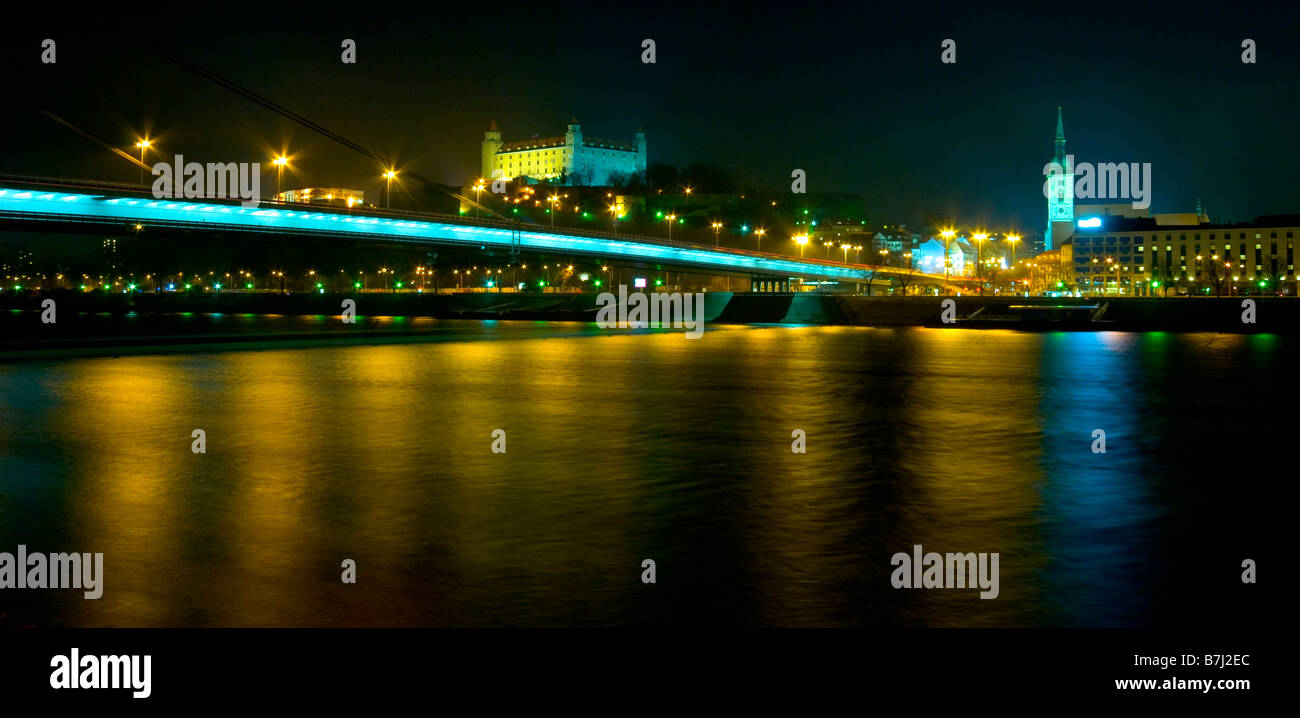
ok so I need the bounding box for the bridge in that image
[0,177,962,292]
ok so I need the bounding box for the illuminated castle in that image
[481,119,646,186]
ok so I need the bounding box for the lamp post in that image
[272,155,288,198]
[794,235,808,258]
[940,229,955,285]
[755,228,766,251]
[711,221,723,247]
[384,169,397,209]
[666,214,677,242]
[135,139,151,187]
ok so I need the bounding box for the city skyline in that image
[2,4,1298,231]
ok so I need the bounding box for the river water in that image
[0,322,1282,626]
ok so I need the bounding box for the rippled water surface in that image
[0,323,1283,626]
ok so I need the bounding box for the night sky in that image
[2,3,1297,232]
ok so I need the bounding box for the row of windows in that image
[1077,231,1295,244]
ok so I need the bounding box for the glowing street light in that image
[384,169,398,209]
[755,227,766,251]
[135,138,152,187]
[940,229,955,283]
[793,234,808,258]
[1007,234,1021,270]
[711,221,723,247]
[272,155,289,197]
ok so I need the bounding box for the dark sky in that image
[2,2,1297,232]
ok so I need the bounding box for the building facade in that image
[1069,214,1299,295]
[482,119,646,186]
[274,188,365,207]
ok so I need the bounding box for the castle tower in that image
[481,120,502,180]
[1045,107,1074,250]
[634,126,647,173]
[565,117,582,148]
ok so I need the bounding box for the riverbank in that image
[1,291,1296,355]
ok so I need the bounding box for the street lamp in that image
[384,169,398,209]
[135,139,151,187]
[940,229,955,284]
[711,221,723,247]
[794,235,808,258]
[473,180,487,219]
[272,155,289,198]
[666,213,677,241]
[755,228,766,251]
[548,194,559,226]
[1007,234,1021,269]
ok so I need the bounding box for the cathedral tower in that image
[1045,107,1074,250]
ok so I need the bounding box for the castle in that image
[481,119,646,186]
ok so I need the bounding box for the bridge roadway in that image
[0,178,955,286]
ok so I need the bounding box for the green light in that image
[315,283,322,288]
[184,284,191,289]
[395,281,403,288]
[655,279,663,286]
[127,284,136,291]
[246,283,253,289]
[593,279,601,287]
[538,280,546,287]
[214,283,222,290]
[354,282,362,288]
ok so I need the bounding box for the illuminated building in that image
[274,188,365,207]
[1045,107,1074,251]
[481,119,646,186]
[1068,212,1298,296]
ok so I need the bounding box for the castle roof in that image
[499,136,566,152]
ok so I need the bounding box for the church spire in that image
[1054,106,1066,159]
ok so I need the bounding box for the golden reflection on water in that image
[0,324,1282,626]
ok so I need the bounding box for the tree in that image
[1203,255,1230,297]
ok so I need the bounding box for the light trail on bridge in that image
[0,184,933,283]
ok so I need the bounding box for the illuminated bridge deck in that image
[0,183,926,283]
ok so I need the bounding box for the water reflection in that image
[0,324,1282,626]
